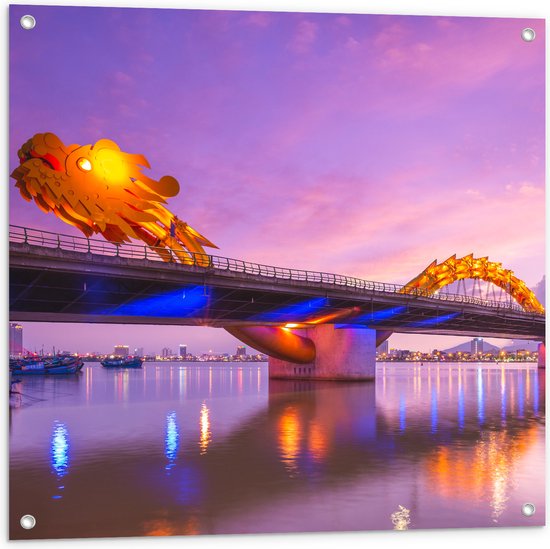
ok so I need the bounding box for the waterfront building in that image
[236,346,246,357]
[9,323,23,356]
[471,338,484,355]
[377,340,389,354]
[179,344,187,357]
[114,345,129,357]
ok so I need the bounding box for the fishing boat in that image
[101,356,143,368]
[9,356,82,375]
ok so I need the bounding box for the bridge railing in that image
[9,225,531,313]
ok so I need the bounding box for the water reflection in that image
[50,421,69,500]
[430,388,438,433]
[199,402,211,455]
[165,412,179,472]
[477,367,485,425]
[426,427,538,522]
[458,376,465,430]
[278,406,302,476]
[399,394,406,431]
[9,363,546,540]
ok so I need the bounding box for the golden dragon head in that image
[11,132,216,263]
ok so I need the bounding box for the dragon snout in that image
[17,134,66,171]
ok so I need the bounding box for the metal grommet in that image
[20,514,36,529]
[20,15,36,30]
[521,28,536,42]
[521,503,536,517]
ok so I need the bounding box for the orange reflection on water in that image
[278,406,302,475]
[143,516,199,536]
[122,370,129,402]
[85,366,92,404]
[308,420,328,461]
[199,402,212,455]
[425,425,539,521]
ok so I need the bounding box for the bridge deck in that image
[9,234,544,340]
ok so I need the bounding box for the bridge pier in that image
[538,342,545,369]
[269,325,376,381]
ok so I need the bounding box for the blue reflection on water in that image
[51,421,70,500]
[458,383,465,430]
[353,412,377,441]
[431,388,438,433]
[477,368,485,425]
[533,371,539,416]
[51,421,69,477]
[165,411,180,472]
[176,465,202,504]
[517,372,525,418]
[399,395,406,432]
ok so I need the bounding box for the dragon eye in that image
[77,157,92,172]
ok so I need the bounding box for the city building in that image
[179,344,187,357]
[9,323,23,356]
[162,347,172,358]
[134,347,144,357]
[471,338,484,355]
[377,340,389,354]
[236,346,246,357]
[114,345,129,357]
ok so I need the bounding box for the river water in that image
[9,361,545,539]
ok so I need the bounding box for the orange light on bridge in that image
[401,254,544,314]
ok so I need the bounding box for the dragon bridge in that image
[230,255,544,363]
[12,133,544,367]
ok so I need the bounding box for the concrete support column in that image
[269,325,376,381]
[537,342,545,369]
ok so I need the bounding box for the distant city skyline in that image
[16,321,540,356]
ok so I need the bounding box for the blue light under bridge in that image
[99,286,210,318]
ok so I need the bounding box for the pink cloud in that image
[245,12,273,28]
[288,20,319,53]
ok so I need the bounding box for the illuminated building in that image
[471,338,484,355]
[236,346,246,357]
[9,323,23,356]
[179,344,187,358]
[114,345,129,357]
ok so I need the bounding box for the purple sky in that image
[9,6,545,354]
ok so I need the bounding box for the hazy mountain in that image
[442,340,501,354]
[502,340,541,352]
[442,339,540,353]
